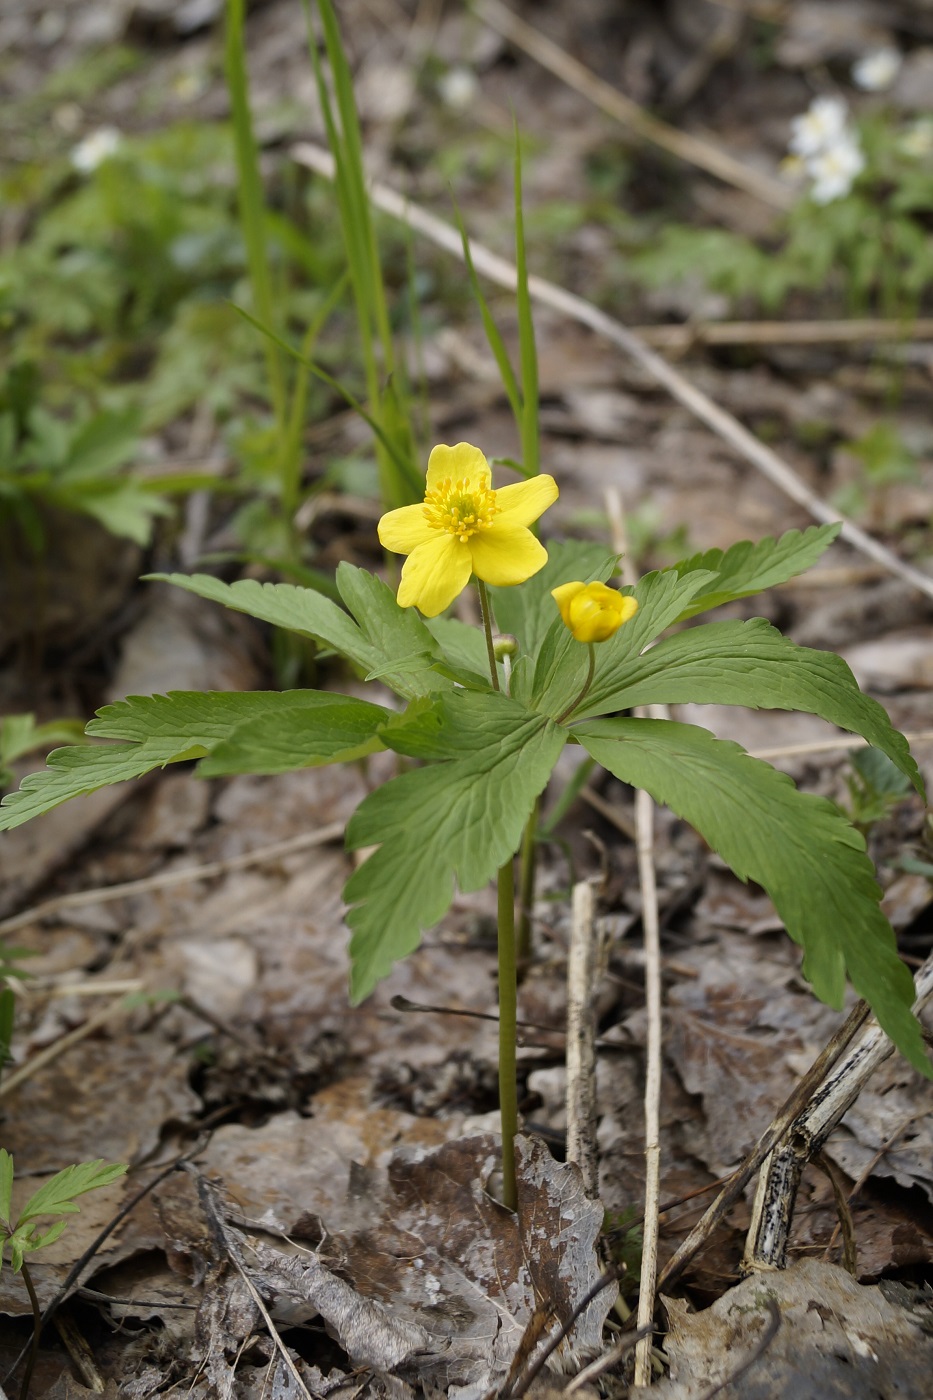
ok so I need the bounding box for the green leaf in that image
[491,539,614,656]
[344,690,566,1001]
[0,1150,13,1225]
[199,695,389,775]
[533,565,718,720]
[18,1160,127,1226]
[572,616,924,795]
[0,743,198,832]
[335,563,450,698]
[149,569,449,700]
[0,689,386,830]
[424,616,499,687]
[576,717,929,1076]
[672,523,841,621]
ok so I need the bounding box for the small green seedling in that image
[0,1152,127,1277]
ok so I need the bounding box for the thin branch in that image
[565,880,601,1198]
[0,823,345,936]
[743,951,933,1272]
[0,998,131,1099]
[633,783,663,1387]
[473,0,793,208]
[657,998,872,1293]
[607,487,664,1387]
[291,141,933,605]
[630,317,933,350]
[184,1164,314,1400]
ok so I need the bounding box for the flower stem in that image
[516,796,539,965]
[477,580,500,692]
[556,643,596,725]
[497,857,519,1212]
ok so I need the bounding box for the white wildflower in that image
[789,96,849,158]
[807,136,865,204]
[71,126,122,173]
[438,65,478,111]
[900,119,933,159]
[852,47,901,92]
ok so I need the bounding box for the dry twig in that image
[0,823,345,936]
[631,317,933,350]
[743,952,933,1272]
[565,880,601,1198]
[473,0,792,208]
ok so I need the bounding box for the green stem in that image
[516,795,539,965]
[556,644,596,725]
[497,857,518,1212]
[19,1259,41,1400]
[477,580,500,692]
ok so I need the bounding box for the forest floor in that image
[1,0,933,1396]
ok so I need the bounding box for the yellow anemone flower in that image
[378,442,559,617]
[552,580,638,643]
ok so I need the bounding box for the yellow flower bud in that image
[551,581,638,643]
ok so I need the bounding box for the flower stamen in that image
[423,476,499,543]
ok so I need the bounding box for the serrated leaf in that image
[577,717,929,1076]
[344,690,566,1001]
[148,569,371,664]
[572,617,924,795]
[0,1150,13,1224]
[199,695,389,775]
[0,743,198,832]
[18,1160,127,1226]
[0,690,384,830]
[28,1219,69,1253]
[673,523,841,621]
[150,569,449,701]
[490,540,613,656]
[533,566,718,720]
[335,563,449,698]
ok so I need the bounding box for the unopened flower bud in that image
[551,581,638,643]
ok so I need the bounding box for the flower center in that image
[423,475,498,543]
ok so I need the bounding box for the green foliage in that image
[0,689,395,830]
[672,523,841,620]
[344,690,566,1000]
[844,746,914,832]
[0,368,172,549]
[306,0,420,509]
[575,718,927,1075]
[629,113,933,317]
[0,713,87,789]
[0,1151,127,1274]
[0,527,927,1074]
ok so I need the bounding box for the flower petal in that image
[551,581,585,628]
[378,502,434,555]
[397,532,473,616]
[494,474,559,528]
[469,523,548,587]
[426,442,490,493]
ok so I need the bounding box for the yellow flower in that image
[552,581,638,643]
[378,442,559,617]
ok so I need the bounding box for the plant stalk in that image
[477,580,500,692]
[516,796,539,965]
[497,857,519,1212]
[18,1261,41,1400]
